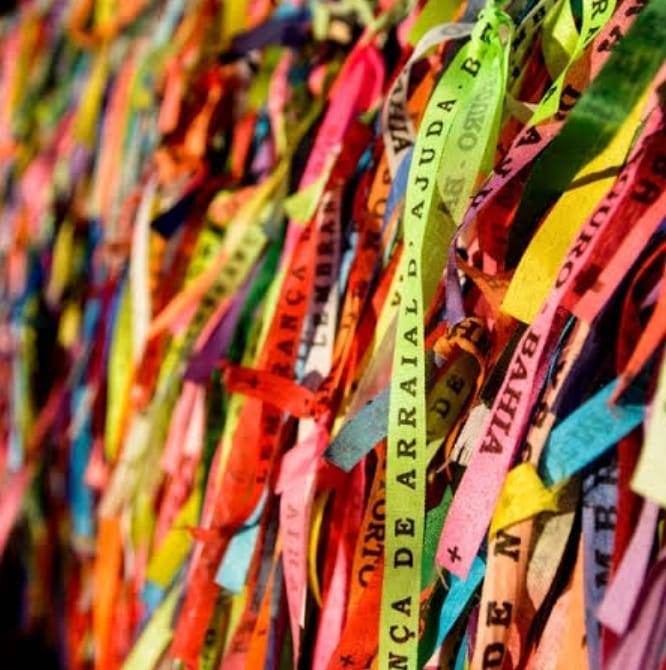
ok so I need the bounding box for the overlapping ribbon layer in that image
[0,0,665,668]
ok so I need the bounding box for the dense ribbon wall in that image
[0,0,665,668]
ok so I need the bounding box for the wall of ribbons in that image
[0,0,665,668]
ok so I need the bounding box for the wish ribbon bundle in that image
[0,0,665,669]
